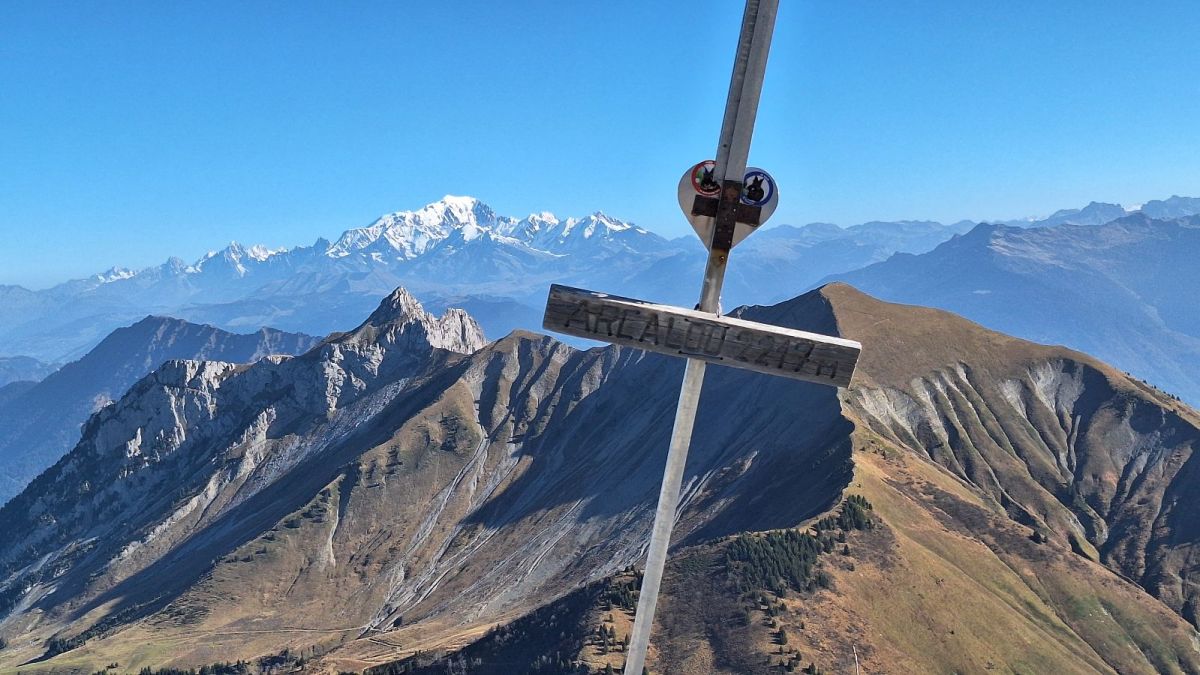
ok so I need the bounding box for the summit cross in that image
[540,2,862,673]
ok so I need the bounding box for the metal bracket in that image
[691,180,764,252]
[691,193,763,227]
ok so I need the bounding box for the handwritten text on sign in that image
[542,285,860,388]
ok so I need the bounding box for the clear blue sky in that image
[2,1,1198,288]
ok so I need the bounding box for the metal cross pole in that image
[542,1,860,673]
[623,2,778,673]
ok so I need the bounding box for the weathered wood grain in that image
[542,284,861,388]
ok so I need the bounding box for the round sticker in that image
[741,169,775,207]
[689,160,720,196]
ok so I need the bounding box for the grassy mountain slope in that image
[7,284,1200,674]
[352,284,1200,675]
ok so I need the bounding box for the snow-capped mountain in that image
[0,196,677,363]
[7,194,1200,368]
[322,196,664,262]
[67,195,973,351]
[328,196,505,259]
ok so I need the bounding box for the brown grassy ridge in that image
[11,283,1200,674]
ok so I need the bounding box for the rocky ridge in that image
[0,318,321,505]
[5,285,1200,674]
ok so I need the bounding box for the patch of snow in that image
[246,244,285,261]
[95,267,136,283]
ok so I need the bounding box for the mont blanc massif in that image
[4,195,1200,675]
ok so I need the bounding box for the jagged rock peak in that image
[151,359,238,388]
[365,287,428,325]
[356,287,486,354]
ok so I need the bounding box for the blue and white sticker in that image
[740,168,776,207]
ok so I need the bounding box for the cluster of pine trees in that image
[725,496,874,596]
[724,529,829,597]
[811,495,873,534]
[722,496,875,673]
[94,660,253,675]
[44,634,85,659]
[602,574,641,613]
[588,623,628,655]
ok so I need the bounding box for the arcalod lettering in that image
[544,284,860,388]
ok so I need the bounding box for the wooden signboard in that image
[543,284,860,388]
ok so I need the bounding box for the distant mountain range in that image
[3,194,1200,510]
[1007,195,1200,227]
[0,356,56,388]
[5,285,1200,673]
[0,317,319,505]
[822,212,1200,404]
[0,195,1083,365]
[5,195,1200,370]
